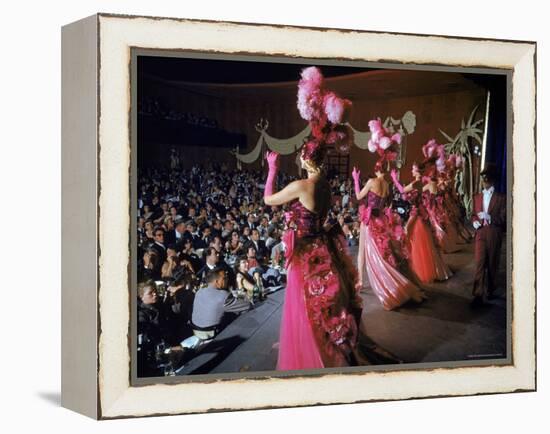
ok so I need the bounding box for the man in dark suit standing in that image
[471,165,506,305]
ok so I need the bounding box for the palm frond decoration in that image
[439,105,484,218]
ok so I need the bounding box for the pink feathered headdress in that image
[367,117,400,171]
[440,153,463,179]
[297,66,353,160]
[422,139,447,173]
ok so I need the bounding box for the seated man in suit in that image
[149,227,167,279]
[164,218,187,248]
[244,213,257,231]
[471,164,506,306]
[137,280,169,377]
[196,247,234,287]
[245,228,269,263]
[187,221,207,250]
[188,267,251,341]
[196,247,219,283]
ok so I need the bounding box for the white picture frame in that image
[61,13,536,419]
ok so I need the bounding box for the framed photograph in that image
[61,13,536,419]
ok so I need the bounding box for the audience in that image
[137,280,169,377]
[138,96,219,128]
[136,162,363,375]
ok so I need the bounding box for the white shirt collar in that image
[482,186,495,195]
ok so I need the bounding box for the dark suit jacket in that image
[244,221,257,231]
[149,242,167,277]
[180,252,202,273]
[164,229,184,248]
[196,261,235,287]
[190,233,207,250]
[245,239,269,262]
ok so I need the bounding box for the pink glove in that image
[264,151,279,198]
[352,166,361,197]
[391,169,405,194]
[266,151,279,172]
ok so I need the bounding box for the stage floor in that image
[176,242,507,375]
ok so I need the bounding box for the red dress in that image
[422,190,461,253]
[405,190,452,284]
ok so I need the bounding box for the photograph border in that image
[61,13,536,419]
[129,48,514,387]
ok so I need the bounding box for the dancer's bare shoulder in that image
[370,177,389,197]
[264,179,303,206]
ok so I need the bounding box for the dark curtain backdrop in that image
[465,74,508,193]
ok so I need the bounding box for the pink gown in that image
[405,190,453,284]
[277,200,363,370]
[422,190,461,253]
[357,191,424,310]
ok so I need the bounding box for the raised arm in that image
[263,151,304,206]
[264,180,302,206]
[356,181,372,201]
[390,169,406,194]
[352,167,371,201]
[391,169,415,194]
[264,151,279,199]
[402,183,416,193]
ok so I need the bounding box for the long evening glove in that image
[390,169,406,194]
[352,166,361,198]
[264,151,279,198]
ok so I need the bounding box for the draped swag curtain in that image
[233,111,417,164]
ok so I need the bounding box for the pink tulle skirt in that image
[276,226,362,370]
[408,216,452,284]
[359,224,424,310]
[276,261,325,370]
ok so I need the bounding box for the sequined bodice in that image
[286,200,324,238]
[366,191,387,210]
